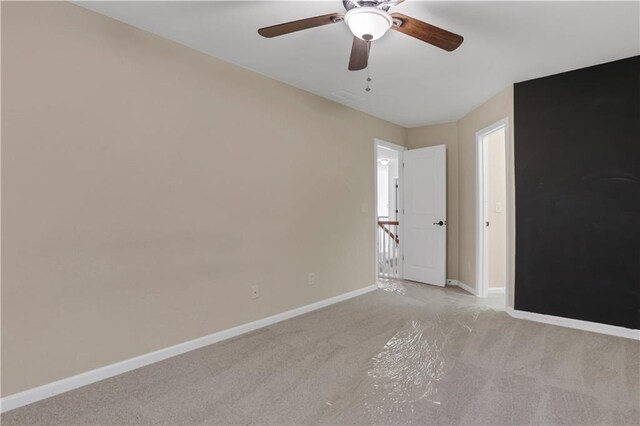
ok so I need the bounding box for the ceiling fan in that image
[258,0,463,71]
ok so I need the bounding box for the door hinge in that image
[486,221,490,227]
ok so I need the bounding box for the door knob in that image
[433,221,444,226]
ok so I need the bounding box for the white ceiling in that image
[75,1,639,127]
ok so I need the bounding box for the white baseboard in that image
[488,287,505,294]
[445,281,637,340]
[446,279,476,296]
[506,307,639,341]
[0,284,377,413]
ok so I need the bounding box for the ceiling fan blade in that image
[390,13,463,51]
[258,13,342,38]
[348,37,370,71]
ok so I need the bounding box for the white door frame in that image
[373,139,406,281]
[475,118,510,306]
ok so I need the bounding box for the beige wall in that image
[485,129,507,289]
[406,122,459,279]
[1,2,406,396]
[408,87,514,305]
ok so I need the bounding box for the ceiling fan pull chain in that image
[366,68,372,92]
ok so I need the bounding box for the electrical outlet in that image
[308,273,316,286]
[251,285,259,299]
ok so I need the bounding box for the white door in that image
[402,145,447,286]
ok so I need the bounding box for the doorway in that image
[476,119,509,309]
[375,140,405,280]
[374,140,448,287]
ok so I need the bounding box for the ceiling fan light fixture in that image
[344,7,393,41]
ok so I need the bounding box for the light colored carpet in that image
[2,282,638,425]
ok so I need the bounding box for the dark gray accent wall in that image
[514,56,640,329]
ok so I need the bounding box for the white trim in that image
[476,135,489,298]
[506,307,640,341]
[475,118,510,309]
[0,285,377,413]
[375,139,407,153]
[488,287,505,294]
[446,279,476,296]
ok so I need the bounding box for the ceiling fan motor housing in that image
[342,0,391,11]
[344,7,393,41]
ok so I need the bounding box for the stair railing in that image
[377,219,400,279]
